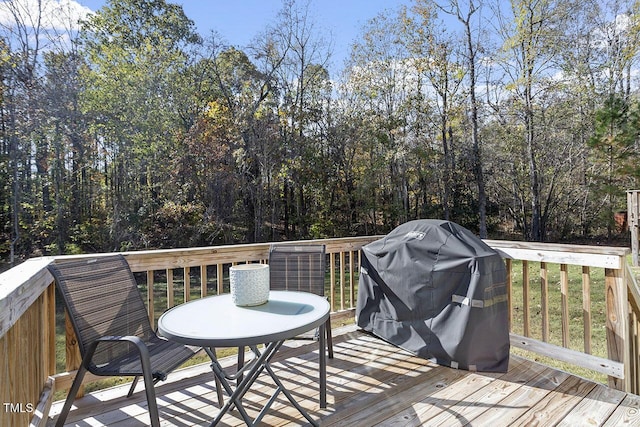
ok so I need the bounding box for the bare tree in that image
[492,0,572,241]
[400,2,464,221]
[438,0,488,237]
[0,0,46,263]
[256,0,332,238]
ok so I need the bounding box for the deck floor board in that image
[47,325,640,426]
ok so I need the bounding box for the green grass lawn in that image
[507,259,609,384]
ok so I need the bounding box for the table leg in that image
[204,347,254,425]
[260,357,319,426]
[207,348,225,406]
[205,339,322,426]
[319,323,327,408]
[206,342,281,426]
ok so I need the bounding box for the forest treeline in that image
[1,0,640,268]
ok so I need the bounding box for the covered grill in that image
[356,219,510,372]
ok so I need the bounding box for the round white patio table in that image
[157,290,329,426]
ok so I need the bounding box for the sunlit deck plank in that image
[463,366,570,427]
[386,357,536,427]
[556,383,628,426]
[509,375,597,426]
[48,325,640,427]
[268,333,441,426]
[601,394,640,426]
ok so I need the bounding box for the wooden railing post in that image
[65,311,83,397]
[605,263,631,391]
[624,263,640,394]
[45,282,57,376]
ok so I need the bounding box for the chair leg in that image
[140,360,161,427]
[214,374,225,407]
[55,363,88,427]
[127,376,140,397]
[326,318,334,359]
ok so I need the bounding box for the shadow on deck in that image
[48,325,640,426]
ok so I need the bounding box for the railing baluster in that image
[631,310,639,394]
[147,270,155,326]
[506,258,512,330]
[349,250,355,309]
[635,313,640,394]
[523,260,530,337]
[340,251,346,311]
[582,266,592,354]
[65,311,83,397]
[330,253,336,312]
[217,264,223,295]
[167,268,174,309]
[46,283,56,375]
[201,265,207,298]
[637,313,640,395]
[540,262,549,342]
[184,266,191,302]
[560,264,569,347]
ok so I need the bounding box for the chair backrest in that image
[48,255,154,364]
[269,244,326,296]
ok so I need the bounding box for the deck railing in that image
[1,237,638,426]
[484,240,638,393]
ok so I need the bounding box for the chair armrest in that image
[84,335,159,379]
[92,335,149,358]
[96,335,146,346]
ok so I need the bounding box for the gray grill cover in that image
[356,220,509,372]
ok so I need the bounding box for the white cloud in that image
[0,0,93,32]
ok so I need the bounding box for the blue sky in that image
[77,0,415,76]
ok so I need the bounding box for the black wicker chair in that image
[268,244,333,358]
[48,255,200,427]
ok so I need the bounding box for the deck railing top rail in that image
[47,236,381,273]
[0,257,53,338]
[484,239,629,269]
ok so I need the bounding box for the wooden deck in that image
[47,325,640,426]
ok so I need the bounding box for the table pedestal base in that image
[204,325,326,426]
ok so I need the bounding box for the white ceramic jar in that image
[229,264,270,306]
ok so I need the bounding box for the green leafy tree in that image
[399,2,465,222]
[437,0,488,237]
[43,50,91,254]
[263,0,332,239]
[344,9,415,231]
[589,95,640,237]
[194,41,282,242]
[79,0,201,249]
[0,0,49,264]
[493,0,576,240]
